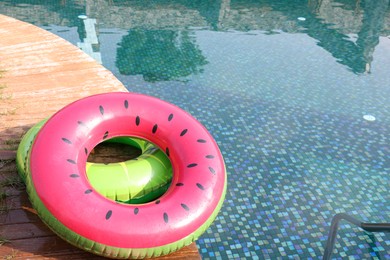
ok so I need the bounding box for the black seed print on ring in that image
[197,139,207,143]
[70,174,79,178]
[168,113,173,121]
[155,200,160,204]
[152,124,158,134]
[165,147,170,157]
[206,155,215,159]
[67,159,76,164]
[85,189,93,194]
[181,203,190,211]
[62,138,72,144]
[209,167,216,174]
[84,147,88,155]
[180,129,188,136]
[187,163,197,168]
[106,210,112,220]
[103,131,109,140]
[163,212,169,223]
[135,116,140,126]
[134,208,139,215]
[176,183,184,186]
[196,183,205,190]
[99,105,104,115]
[78,121,89,130]
[124,100,129,109]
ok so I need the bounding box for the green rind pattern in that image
[16,119,47,182]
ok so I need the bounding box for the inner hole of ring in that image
[85,136,173,205]
[87,137,142,163]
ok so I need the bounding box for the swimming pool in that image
[1,0,389,259]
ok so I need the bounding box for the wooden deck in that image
[0,15,200,259]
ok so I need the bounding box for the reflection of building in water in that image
[309,0,390,73]
[0,0,85,26]
[77,16,102,64]
[356,0,390,73]
[84,0,208,30]
[2,0,389,34]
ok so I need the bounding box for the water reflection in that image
[301,0,390,73]
[356,0,389,73]
[116,30,207,82]
[107,0,389,77]
[1,0,389,78]
[77,16,102,64]
[0,0,84,26]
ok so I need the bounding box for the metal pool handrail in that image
[323,213,390,260]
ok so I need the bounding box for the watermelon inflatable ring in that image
[26,92,227,258]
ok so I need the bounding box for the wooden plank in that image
[0,192,29,211]
[0,237,200,259]
[0,14,200,259]
[0,222,50,240]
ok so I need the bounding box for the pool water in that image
[1,0,389,259]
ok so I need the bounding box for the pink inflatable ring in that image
[26,92,227,258]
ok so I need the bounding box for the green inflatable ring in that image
[16,119,172,204]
